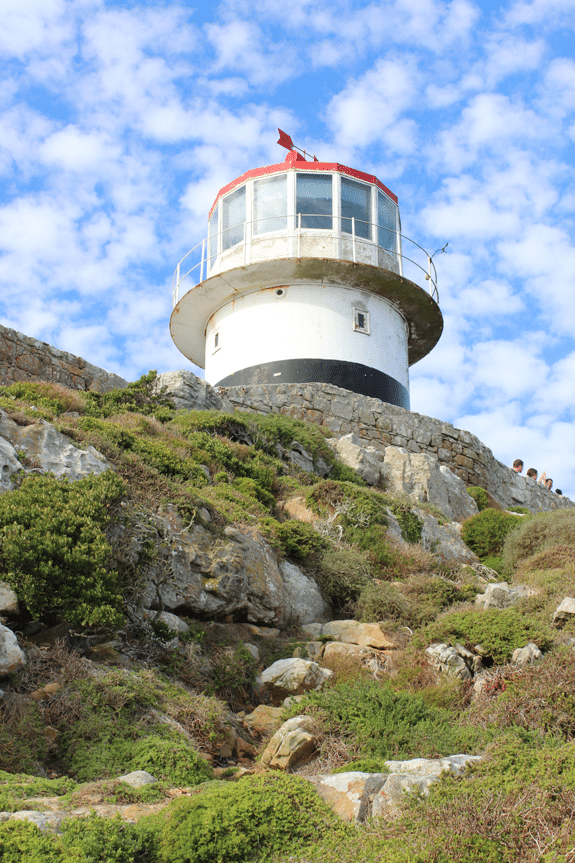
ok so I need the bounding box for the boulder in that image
[0,624,25,675]
[475,582,537,610]
[300,623,323,639]
[279,560,330,625]
[425,643,473,680]
[381,447,478,522]
[414,509,480,565]
[322,642,374,662]
[512,642,542,665]
[553,598,575,627]
[0,409,109,486]
[243,705,285,737]
[329,433,384,485]
[118,770,158,788]
[260,715,317,770]
[313,772,388,823]
[289,441,330,478]
[321,620,396,650]
[372,755,481,819]
[0,582,18,615]
[142,611,189,633]
[261,658,333,701]
[153,370,231,412]
[0,436,24,492]
[141,522,285,626]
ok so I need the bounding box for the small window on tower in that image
[213,332,220,352]
[353,309,370,334]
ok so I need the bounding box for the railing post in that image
[200,240,205,282]
[297,212,301,259]
[176,262,180,304]
[243,221,247,266]
[352,217,356,263]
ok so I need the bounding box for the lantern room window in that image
[296,173,332,229]
[341,177,371,239]
[254,174,287,234]
[222,186,246,250]
[378,191,396,253]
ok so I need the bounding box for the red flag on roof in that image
[277,129,294,151]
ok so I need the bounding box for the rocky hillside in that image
[1,374,575,863]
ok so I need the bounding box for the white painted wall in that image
[204,283,409,387]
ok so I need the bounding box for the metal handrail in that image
[172,214,440,306]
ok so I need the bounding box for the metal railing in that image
[172,214,439,306]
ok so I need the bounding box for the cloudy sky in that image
[1,0,574,495]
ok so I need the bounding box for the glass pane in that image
[222,186,245,250]
[208,204,219,264]
[296,174,332,229]
[254,174,287,234]
[341,177,371,239]
[378,192,397,252]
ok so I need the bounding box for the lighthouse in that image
[170,134,443,410]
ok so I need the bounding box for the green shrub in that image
[127,736,212,786]
[270,520,327,561]
[502,508,575,573]
[0,471,125,626]
[147,773,345,863]
[467,486,489,512]
[83,370,175,421]
[416,607,552,664]
[0,821,62,863]
[292,679,479,760]
[461,508,522,560]
[309,547,374,615]
[480,554,504,574]
[61,813,154,863]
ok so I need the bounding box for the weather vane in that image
[277,129,318,162]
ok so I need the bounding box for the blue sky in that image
[1,0,575,496]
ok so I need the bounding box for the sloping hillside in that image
[1,375,575,862]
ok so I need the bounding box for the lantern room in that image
[170,143,443,410]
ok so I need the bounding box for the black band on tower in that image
[215,358,410,409]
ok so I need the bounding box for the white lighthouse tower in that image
[170,133,443,409]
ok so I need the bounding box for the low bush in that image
[308,547,375,615]
[147,773,346,863]
[461,508,522,560]
[291,679,480,761]
[502,508,575,573]
[415,607,552,664]
[266,519,328,562]
[0,471,125,626]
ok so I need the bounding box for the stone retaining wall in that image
[219,382,573,513]
[0,323,127,393]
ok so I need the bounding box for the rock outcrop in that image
[0,624,25,675]
[261,658,333,701]
[0,408,109,490]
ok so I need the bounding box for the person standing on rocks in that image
[512,459,524,473]
[526,468,538,480]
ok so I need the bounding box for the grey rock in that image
[153,370,231,412]
[260,715,317,769]
[118,770,158,788]
[0,583,18,615]
[381,447,478,522]
[261,658,333,700]
[330,433,383,485]
[0,408,109,486]
[279,560,330,625]
[414,509,480,565]
[475,582,537,610]
[9,811,54,830]
[512,642,542,665]
[0,624,25,675]
[243,643,259,661]
[313,772,388,823]
[425,643,473,680]
[553,598,575,627]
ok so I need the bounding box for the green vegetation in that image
[414,606,552,664]
[0,471,125,626]
[1,378,575,863]
[466,486,489,511]
[461,507,522,561]
[290,679,482,761]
